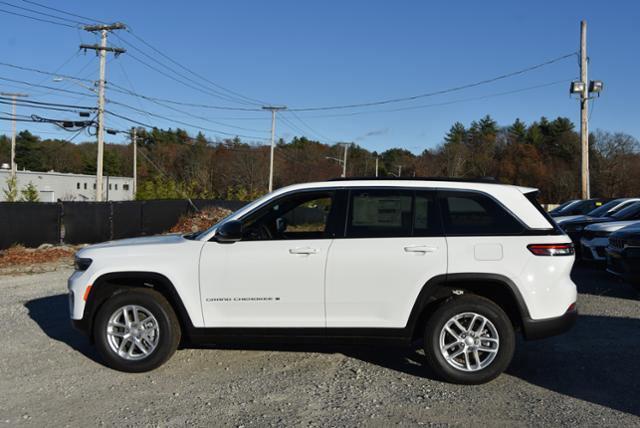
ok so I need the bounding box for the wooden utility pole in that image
[341,143,349,178]
[262,105,287,192]
[80,23,126,201]
[580,20,589,199]
[0,92,28,180]
[131,127,137,198]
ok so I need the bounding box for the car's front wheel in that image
[93,288,181,372]
[423,295,515,384]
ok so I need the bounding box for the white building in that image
[0,166,134,202]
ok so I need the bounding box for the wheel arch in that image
[406,273,530,341]
[81,271,194,342]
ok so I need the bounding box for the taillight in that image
[527,243,575,256]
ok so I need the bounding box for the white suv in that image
[68,178,577,384]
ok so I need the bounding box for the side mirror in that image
[215,220,243,243]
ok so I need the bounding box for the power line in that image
[9,0,267,106]
[0,99,93,114]
[287,53,577,112]
[124,28,268,106]
[0,6,77,27]
[0,1,86,25]
[0,61,265,111]
[293,79,573,119]
[0,96,95,110]
[114,34,259,106]
[0,61,93,83]
[107,97,269,134]
[122,50,258,106]
[106,82,263,111]
[104,109,269,141]
[0,75,94,98]
[20,0,105,24]
[285,110,337,143]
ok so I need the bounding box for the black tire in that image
[423,294,515,384]
[93,288,181,372]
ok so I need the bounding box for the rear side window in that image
[346,189,440,238]
[348,189,413,238]
[439,191,524,235]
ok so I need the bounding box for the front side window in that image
[241,191,335,241]
[439,191,524,235]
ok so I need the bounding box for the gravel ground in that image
[0,264,639,426]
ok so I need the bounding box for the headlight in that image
[74,257,92,271]
[594,231,612,238]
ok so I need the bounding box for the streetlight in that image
[325,156,345,177]
[52,76,98,94]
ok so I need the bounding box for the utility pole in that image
[80,23,126,201]
[262,105,287,192]
[397,165,402,177]
[131,127,137,198]
[1,92,28,180]
[570,20,603,199]
[341,143,349,178]
[579,20,590,199]
[375,156,379,177]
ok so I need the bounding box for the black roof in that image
[328,176,501,184]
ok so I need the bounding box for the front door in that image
[199,190,338,327]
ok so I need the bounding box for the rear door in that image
[325,188,447,328]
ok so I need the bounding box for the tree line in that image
[1,115,638,203]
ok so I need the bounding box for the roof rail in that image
[327,176,501,184]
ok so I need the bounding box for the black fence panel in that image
[0,202,60,249]
[62,202,111,244]
[141,200,191,235]
[112,201,143,239]
[0,199,253,249]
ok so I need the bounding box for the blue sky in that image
[0,0,638,153]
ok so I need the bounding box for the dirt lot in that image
[0,264,639,426]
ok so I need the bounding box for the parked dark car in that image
[560,201,640,249]
[549,198,608,217]
[606,223,640,291]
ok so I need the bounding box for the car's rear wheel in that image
[94,288,181,372]
[423,295,515,384]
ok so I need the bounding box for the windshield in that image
[551,200,578,213]
[587,198,626,217]
[611,202,640,220]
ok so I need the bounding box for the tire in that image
[423,294,515,384]
[93,288,181,373]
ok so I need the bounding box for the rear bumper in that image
[522,307,578,340]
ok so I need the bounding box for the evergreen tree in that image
[20,182,40,202]
[508,118,527,142]
[3,176,18,202]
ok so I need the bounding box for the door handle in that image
[289,247,319,255]
[404,245,437,254]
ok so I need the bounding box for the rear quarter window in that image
[439,191,525,235]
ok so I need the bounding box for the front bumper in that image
[522,306,578,340]
[607,247,640,287]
